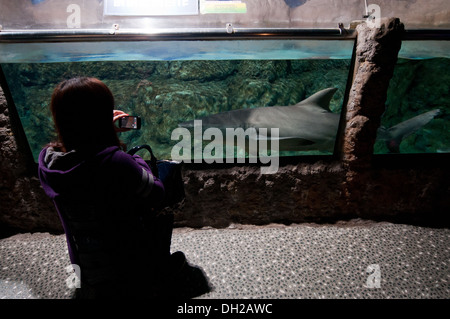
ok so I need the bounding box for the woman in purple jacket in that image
[38,77,209,299]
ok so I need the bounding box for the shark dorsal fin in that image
[296,87,338,112]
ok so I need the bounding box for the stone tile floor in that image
[1,220,449,299]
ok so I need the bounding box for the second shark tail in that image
[377,109,440,153]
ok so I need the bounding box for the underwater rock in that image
[237,60,289,83]
[158,60,237,82]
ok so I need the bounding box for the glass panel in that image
[374,40,450,154]
[1,0,448,31]
[1,39,353,162]
[0,40,354,63]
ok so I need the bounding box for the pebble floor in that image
[1,220,449,299]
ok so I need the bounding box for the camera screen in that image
[120,116,140,129]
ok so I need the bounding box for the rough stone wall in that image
[343,18,404,166]
[176,161,347,228]
[177,160,450,228]
[342,18,404,213]
[0,86,61,236]
[0,17,449,236]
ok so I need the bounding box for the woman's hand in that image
[113,110,131,133]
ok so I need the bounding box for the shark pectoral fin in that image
[250,135,315,150]
[384,109,440,153]
[253,134,314,144]
[268,136,316,148]
[252,135,299,141]
[376,126,390,140]
[376,125,401,152]
[290,138,315,146]
[277,137,315,151]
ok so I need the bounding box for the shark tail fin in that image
[383,109,440,153]
[296,87,338,111]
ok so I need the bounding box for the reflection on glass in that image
[374,42,449,154]
[0,40,354,64]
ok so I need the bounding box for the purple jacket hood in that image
[38,146,121,200]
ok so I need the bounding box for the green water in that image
[1,59,351,161]
[375,57,450,154]
[1,57,449,161]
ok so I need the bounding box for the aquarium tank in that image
[0,0,449,163]
[374,40,450,154]
[0,40,354,161]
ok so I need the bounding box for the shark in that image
[178,88,440,154]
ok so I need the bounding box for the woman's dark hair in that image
[49,77,122,152]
